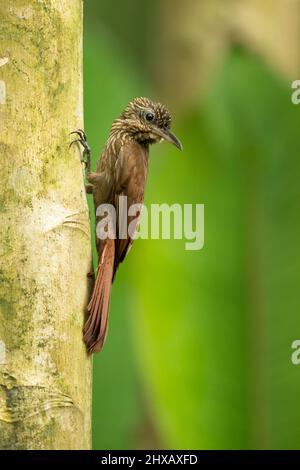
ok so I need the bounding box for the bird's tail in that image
[83,238,115,354]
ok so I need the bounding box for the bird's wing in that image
[113,140,148,277]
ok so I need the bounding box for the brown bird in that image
[71,97,182,354]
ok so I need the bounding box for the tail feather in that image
[83,239,115,354]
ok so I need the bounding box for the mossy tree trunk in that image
[0,0,92,449]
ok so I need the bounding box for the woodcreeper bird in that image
[71,97,182,354]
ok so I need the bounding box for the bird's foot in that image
[69,129,91,175]
[85,183,94,194]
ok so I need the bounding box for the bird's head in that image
[111,97,182,150]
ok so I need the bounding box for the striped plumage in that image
[106,97,172,153]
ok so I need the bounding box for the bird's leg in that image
[69,129,92,181]
[85,183,94,194]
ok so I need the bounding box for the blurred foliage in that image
[132,49,300,449]
[83,0,156,76]
[84,2,300,450]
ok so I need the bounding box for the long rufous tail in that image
[83,238,115,354]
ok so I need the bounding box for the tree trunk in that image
[0,0,92,449]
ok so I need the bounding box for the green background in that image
[83,1,300,449]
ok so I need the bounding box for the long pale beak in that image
[153,126,183,151]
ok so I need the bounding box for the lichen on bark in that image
[0,0,92,449]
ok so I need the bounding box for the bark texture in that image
[0,0,92,449]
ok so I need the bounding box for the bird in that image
[71,97,182,354]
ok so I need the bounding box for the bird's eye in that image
[144,111,155,122]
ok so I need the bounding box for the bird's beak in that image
[153,126,183,151]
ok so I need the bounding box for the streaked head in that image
[113,97,182,150]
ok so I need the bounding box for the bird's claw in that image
[69,129,91,174]
[69,129,90,155]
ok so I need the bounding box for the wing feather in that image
[113,141,148,278]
